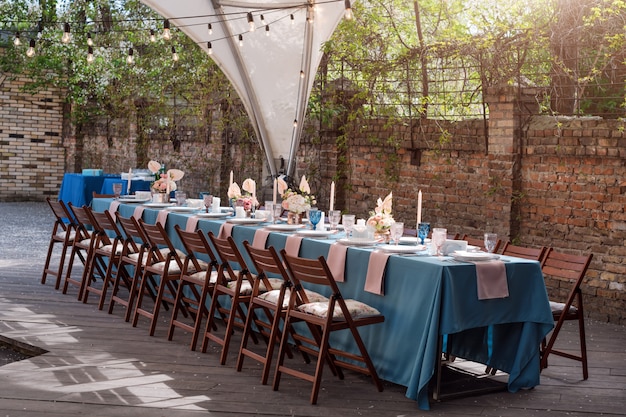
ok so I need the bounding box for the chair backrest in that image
[46,198,73,233]
[541,248,593,308]
[67,203,96,240]
[174,225,219,275]
[92,191,115,199]
[243,241,289,295]
[139,220,183,269]
[501,242,547,262]
[207,232,254,287]
[117,214,144,252]
[88,209,123,247]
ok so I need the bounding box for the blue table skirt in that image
[92,199,554,410]
[58,173,115,207]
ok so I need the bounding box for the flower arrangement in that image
[277,175,316,214]
[367,192,395,232]
[148,160,184,193]
[227,178,259,210]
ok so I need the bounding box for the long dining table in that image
[92,199,554,410]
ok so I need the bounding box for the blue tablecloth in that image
[58,174,113,207]
[100,178,152,196]
[93,199,554,410]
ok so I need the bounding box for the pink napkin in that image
[132,206,145,219]
[475,260,509,300]
[364,251,391,295]
[284,235,304,257]
[252,229,271,249]
[186,216,200,232]
[156,210,169,227]
[326,243,348,282]
[218,223,235,239]
[108,201,121,217]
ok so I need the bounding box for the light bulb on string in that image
[150,29,156,42]
[238,34,243,47]
[300,70,305,79]
[171,46,179,61]
[61,23,71,43]
[87,32,93,46]
[260,15,266,26]
[207,42,212,55]
[265,25,270,36]
[344,0,353,20]
[13,32,21,47]
[163,19,171,40]
[26,39,36,57]
[208,23,213,35]
[87,46,94,63]
[247,12,255,32]
[290,14,295,25]
[293,119,298,128]
[126,47,134,65]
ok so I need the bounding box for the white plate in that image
[265,224,305,232]
[399,236,431,245]
[118,197,151,203]
[296,229,336,238]
[337,238,380,247]
[466,245,480,252]
[378,244,427,253]
[143,202,175,208]
[195,212,231,219]
[226,218,266,225]
[452,251,500,262]
[165,206,200,213]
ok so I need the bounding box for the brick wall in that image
[0,73,65,201]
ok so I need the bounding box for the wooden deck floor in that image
[0,202,624,417]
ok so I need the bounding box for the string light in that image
[300,70,305,79]
[238,34,243,47]
[260,15,266,26]
[344,0,353,20]
[207,41,212,55]
[163,19,171,40]
[26,39,36,57]
[171,46,179,61]
[208,23,213,35]
[13,32,21,46]
[87,32,93,46]
[293,119,298,127]
[291,14,295,25]
[149,29,156,42]
[247,12,255,32]
[87,46,94,63]
[266,25,270,36]
[61,23,71,43]
[126,47,134,65]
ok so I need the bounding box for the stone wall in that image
[0,73,65,201]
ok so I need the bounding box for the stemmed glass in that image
[328,210,341,232]
[272,204,283,224]
[112,183,122,199]
[390,222,404,245]
[418,222,430,245]
[308,208,322,231]
[203,194,213,213]
[432,228,447,256]
[484,233,498,253]
[342,214,355,239]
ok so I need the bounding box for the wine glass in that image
[390,222,404,245]
[418,222,430,245]
[484,233,498,253]
[308,208,322,231]
[273,204,283,224]
[328,210,341,231]
[175,191,187,207]
[112,183,122,199]
[342,214,355,239]
[432,228,447,256]
[203,194,213,213]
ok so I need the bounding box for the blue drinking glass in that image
[418,222,431,245]
[308,208,322,230]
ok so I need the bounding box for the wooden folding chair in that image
[132,220,187,336]
[274,250,385,404]
[540,248,593,380]
[237,242,321,384]
[462,234,502,254]
[501,242,547,262]
[201,233,281,365]
[41,198,77,289]
[82,209,129,310]
[169,225,219,351]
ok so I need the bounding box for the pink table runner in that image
[326,243,348,282]
[156,210,169,226]
[284,235,304,257]
[108,201,121,217]
[185,216,200,232]
[364,251,391,295]
[132,206,145,219]
[252,229,271,249]
[218,223,235,239]
[475,260,509,300]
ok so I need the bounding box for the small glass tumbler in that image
[175,191,187,207]
[432,228,447,256]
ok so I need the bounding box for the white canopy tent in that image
[141,0,351,177]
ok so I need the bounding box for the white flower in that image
[242,178,256,195]
[277,177,289,195]
[148,160,161,174]
[168,169,184,181]
[227,182,241,199]
[299,175,311,194]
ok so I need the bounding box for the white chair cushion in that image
[297,299,381,320]
[101,242,124,255]
[55,230,76,242]
[549,301,577,314]
[230,277,282,295]
[259,288,328,308]
[189,270,219,284]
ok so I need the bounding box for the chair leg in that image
[577,292,588,380]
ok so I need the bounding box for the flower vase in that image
[287,211,303,225]
[375,230,391,244]
[154,192,169,203]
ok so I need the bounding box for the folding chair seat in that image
[237,242,325,384]
[109,215,153,322]
[82,209,130,310]
[501,242,547,262]
[132,220,188,336]
[462,234,502,253]
[540,248,593,380]
[274,250,385,405]
[41,198,77,289]
[201,233,282,365]
[62,204,105,300]
[169,225,219,351]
